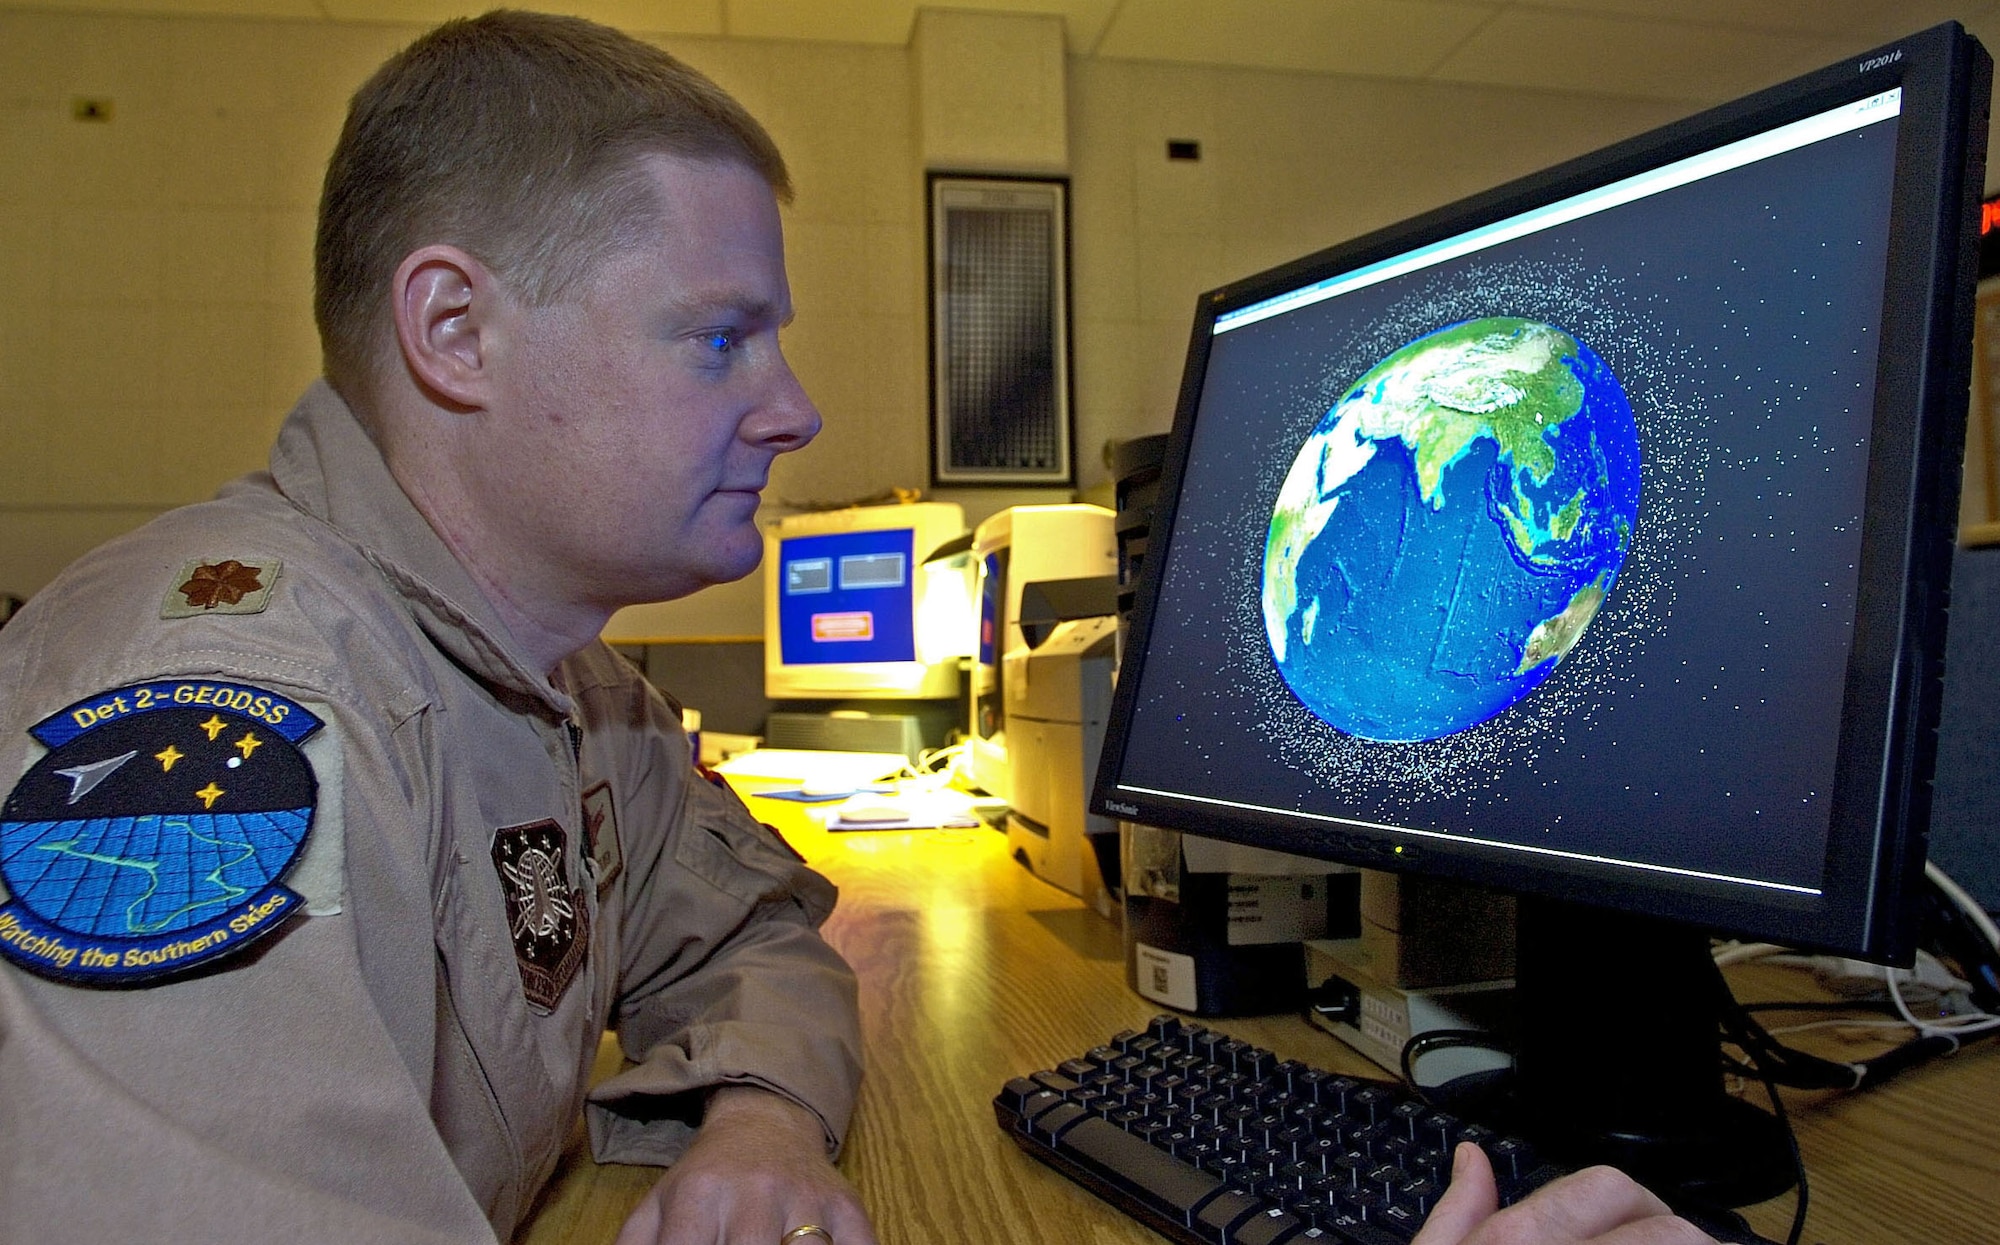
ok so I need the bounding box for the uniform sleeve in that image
[0,894,499,1245]
[0,641,500,1245]
[582,679,862,1167]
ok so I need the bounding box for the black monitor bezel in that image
[1094,22,1988,962]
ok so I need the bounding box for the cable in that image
[1713,941,1790,967]
[1926,861,2000,956]
[1709,962,1810,1245]
[1397,1028,1509,1100]
[1923,861,2000,1013]
[1884,967,2000,1041]
[1747,1044,1810,1245]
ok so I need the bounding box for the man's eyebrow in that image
[666,290,791,326]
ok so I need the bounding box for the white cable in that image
[1884,966,2000,1040]
[1925,860,2000,955]
[1713,941,1789,966]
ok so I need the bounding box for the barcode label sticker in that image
[1133,941,1198,1010]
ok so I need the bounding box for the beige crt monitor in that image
[969,504,1117,802]
[763,502,969,700]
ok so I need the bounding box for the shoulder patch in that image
[162,558,282,618]
[0,680,321,984]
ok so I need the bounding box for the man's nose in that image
[744,355,821,453]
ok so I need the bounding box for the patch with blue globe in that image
[1262,318,1640,742]
[0,681,321,983]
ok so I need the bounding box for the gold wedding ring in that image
[781,1227,833,1245]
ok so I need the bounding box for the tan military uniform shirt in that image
[0,382,862,1244]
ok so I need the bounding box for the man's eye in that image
[698,330,737,354]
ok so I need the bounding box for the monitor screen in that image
[762,502,968,700]
[1096,23,1987,964]
[777,528,917,666]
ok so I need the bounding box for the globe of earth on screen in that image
[1262,317,1640,742]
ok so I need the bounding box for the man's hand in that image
[614,1086,877,1245]
[1411,1144,1717,1245]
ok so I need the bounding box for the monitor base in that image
[1491,897,1799,1210]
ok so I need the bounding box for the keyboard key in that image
[1389,1100,1429,1138]
[1230,1205,1302,1245]
[998,1077,1044,1113]
[1195,1190,1264,1242]
[1380,1201,1423,1236]
[1485,1136,1537,1184]
[1341,1186,1386,1221]
[1348,1085,1396,1125]
[1418,1111,1461,1150]
[1396,1177,1442,1215]
[1319,1077,1362,1113]
[1032,1069,1083,1098]
[1057,1112,1225,1227]
[1031,1100,1088,1143]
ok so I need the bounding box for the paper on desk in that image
[816,789,983,831]
[753,784,895,803]
[711,748,908,787]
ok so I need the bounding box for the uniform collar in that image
[266,380,575,717]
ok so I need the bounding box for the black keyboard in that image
[993,1015,1563,1245]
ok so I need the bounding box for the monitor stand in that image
[1467,896,1798,1210]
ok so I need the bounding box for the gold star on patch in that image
[194,782,225,809]
[234,732,262,760]
[199,715,227,741]
[155,743,184,772]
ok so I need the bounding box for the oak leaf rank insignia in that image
[162,558,282,618]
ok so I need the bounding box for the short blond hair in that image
[314,9,791,399]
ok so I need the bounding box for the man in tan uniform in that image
[0,12,870,1245]
[0,11,1716,1245]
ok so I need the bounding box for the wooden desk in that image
[518,784,2000,1245]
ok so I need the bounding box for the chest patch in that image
[0,680,321,984]
[580,781,622,894]
[491,819,588,1011]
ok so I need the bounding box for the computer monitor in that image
[1093,22,1988,1210]
[763,502,970,700]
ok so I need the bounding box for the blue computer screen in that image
[777,528,918,666]
[1111,91,1904,903]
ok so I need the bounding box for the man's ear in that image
[391,245,501,409]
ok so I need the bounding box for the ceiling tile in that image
[313,0,721,31]
[723,0,1118,50]
[1429,7,1817,101]
[974,0,1122,53]
[5,0,319,18]
[1095,0,1500,78]
[723,0,914,43]
[571,0,723,36]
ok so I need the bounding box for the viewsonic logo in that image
[1106,800,1140,817]
[1859,50,1903,73]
